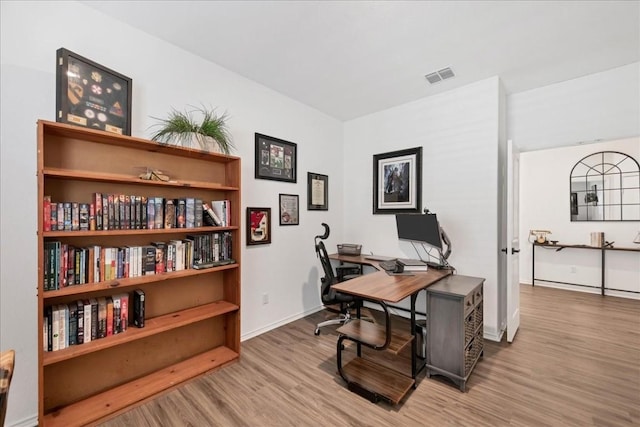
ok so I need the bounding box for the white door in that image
[506,140,520,343]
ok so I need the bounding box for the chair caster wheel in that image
[314,328,320,336]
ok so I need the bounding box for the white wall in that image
[519,137,640,297]
[508,62,640,152]
[343,77,502,340]
[0,2,343,425]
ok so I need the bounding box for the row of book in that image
[43,232,233,291]
[43,290,144,352]
[43,195,231,231]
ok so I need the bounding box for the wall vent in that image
[425,67,455,84]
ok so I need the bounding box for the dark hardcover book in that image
[147,197,155,229]
[90,298,98,341]
[119,293,129,333]
[164,199,176,229]
[134,195,141,229]
[102,193,109,231]
[151,242,166,274]
[176,198,186,228]
[143,246,156,276]
[97,297,107,339]
[68,303,78,346]
[60,243,68,288]
[202,203,220,226]
[63,202,72,231]
[43,242,50,291]
[107,194,115,230]
[118,194,125,230]
[50,202,57,231]
[94,192,103,230]
[46,305,53,351]
[67,246,75,286]
[133,289,145,328]
[140,196,148,229]
[76,300,84,345]
[79,203,90,231]
[74,248,81,285]
[194,199,203,227]
[124,195,131,230]
[71,202,80,231]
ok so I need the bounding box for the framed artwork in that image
[279,194,300,225]
[56,48,132,135]
[307,172,328,211]
[247,207,271,245]
[373,147,422,214]
[254,133,297,182]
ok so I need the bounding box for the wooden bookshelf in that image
[37,120,242,425]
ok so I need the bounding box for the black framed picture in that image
[247,207,272,245]
[307,172,328,211]
[279,194,300,225]
[373,147,422,214]
[56,48,132,135]
[254,133,297,182]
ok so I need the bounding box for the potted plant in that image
[150,105,234,154]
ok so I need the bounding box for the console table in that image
[532,242,640,296]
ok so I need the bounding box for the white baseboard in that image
[7,414,37,427]
[241,306,324,341]
[527,281,640,300]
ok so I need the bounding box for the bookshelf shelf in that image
[37,120,242,425]
[42,264,239,298]
[43,301,239,366]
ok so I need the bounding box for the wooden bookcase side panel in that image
[37,120,242,424]
[43,318,225,412]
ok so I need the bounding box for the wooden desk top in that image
[330,254,451,303]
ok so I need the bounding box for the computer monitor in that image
[395,213,443,251]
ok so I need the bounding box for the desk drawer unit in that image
[425,275,484,392]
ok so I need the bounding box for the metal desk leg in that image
[601,247,605,296]
[411,293,417,382]
[532,243,535,286]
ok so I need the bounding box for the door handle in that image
[512,248,520,254]
[501,248,507,253]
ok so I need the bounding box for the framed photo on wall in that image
[56,48,132,135]
[307,172,328,211]
[279,194,300,225]
[373,147,422,214]
[247,207,272,245]
[254,133,297,183]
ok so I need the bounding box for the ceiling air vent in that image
[425,67,455,84]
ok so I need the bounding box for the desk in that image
[532,242,640,296]
[329,254,451,403]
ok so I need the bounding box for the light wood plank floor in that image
[101,285,640,426]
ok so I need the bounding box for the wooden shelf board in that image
[42,226,239,238]
[43,301,239,366]
[342,357,414,405]
[43,264,239,299]
[337,320,413,354]
[43,167,239,191]
[43,346,238,427]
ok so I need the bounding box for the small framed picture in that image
[373,147,422,214]
[279,194,300,225]
[247,207,272,245]
[307,172,328,211]
[56,48,132,135]
[254,133,297,183]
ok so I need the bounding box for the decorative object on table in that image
[529,229,551,244]
[149,106,234,154]
[634,231,640,244]
[247,207,271,245]
[254,133,297,182]
[590,231,604,247]
[307,172,328,211]
[137,167,171,182]
[569,151,640,221]
[373,147,422,214]
[56,48,132,135]
[279,194,299,225]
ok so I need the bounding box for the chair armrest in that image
[336,265,362,282]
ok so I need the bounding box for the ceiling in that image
[85,1,640,121]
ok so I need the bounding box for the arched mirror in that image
[570,151,640,221]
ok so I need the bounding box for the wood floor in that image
[100,285,640,426]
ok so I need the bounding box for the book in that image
[112,295,121,334]
[50,202,57,231]
[106,297,114,336]
[211,200,228,227]
[97,297,107,339]
[164,199,176,229]
[119,293,129,333]
[143,246,156,276]
[185,198,195,228]
[76,300,84,345]
[89,298,98,341]
[71,202,80,231]
[79,203,89,230]
[43,196,51,231]
[83,299,92,343]
[133,289,145,328]
[68,302,78,346]
[202,202,221,226]
[154,197,164,229]
[397,258,429,271]
[194,199,203,227]
[151,242,166,274]
[176,198,186,228]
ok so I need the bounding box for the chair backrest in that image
[0,350,15,427]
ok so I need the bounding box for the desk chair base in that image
[314,310,374,336]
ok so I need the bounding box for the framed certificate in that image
[307,172,328,211]
[279,194,299,225]
[56,48,132,135]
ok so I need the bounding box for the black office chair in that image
[313,223,363,335]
